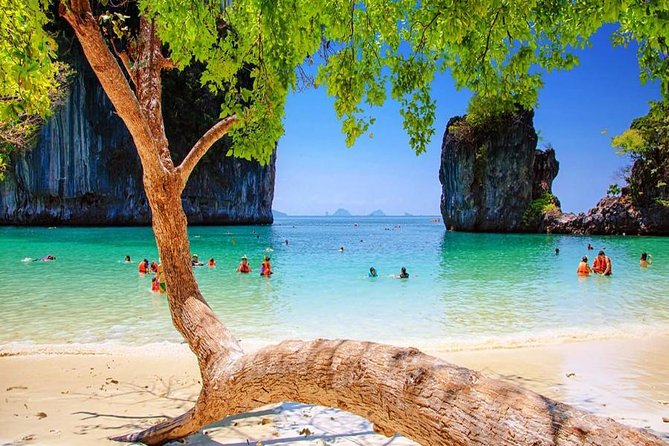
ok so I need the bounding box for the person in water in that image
[138,258,149,274]
[587,243,594,251]
[191,255,204,267]
[555,248,560,255]
[640,252,652,267]
[369,267,378,278]
[151,275,160,292]
[399,266,409,279]
[34,255,56,262]
[592,251,612,275]
[237,256,251,273]
[207,258,216,267]
[577,256,591,276]
[150,261,159,273]
[124,255,132,263]
[260,256,272,276]
[156,264,166,294]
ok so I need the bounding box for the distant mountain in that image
[368,209,386,217]
[272,210,288,218]
[332,208,352,217]
[404,212,414,217]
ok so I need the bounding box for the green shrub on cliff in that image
[521,192,559,228]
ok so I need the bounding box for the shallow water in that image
[0,217,667,350]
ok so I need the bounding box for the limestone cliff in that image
[439,109,560,232]
[0,41,274,226]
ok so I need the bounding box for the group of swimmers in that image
[576,249,653,277]
[368,266,410,279]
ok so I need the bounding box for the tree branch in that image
[59,0,162,178]
[111,339,667,446]
[176,115,237,188]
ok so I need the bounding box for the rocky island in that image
[439,106,668,235]
[0,40,275,226]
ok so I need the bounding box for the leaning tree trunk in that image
[60,2,667,446]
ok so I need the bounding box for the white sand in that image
[1,336,668,445]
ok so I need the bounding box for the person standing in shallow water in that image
[237,256,251,273]
[640,252,652,267]
[577,256,591,276]
[592,251,612,276]
[369,267,378,278]
[399,266,409,279]
[260,256,272,276]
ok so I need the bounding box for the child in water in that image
[577,256,591,276]
[208,258,216,267]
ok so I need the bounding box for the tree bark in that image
[113,339,666,446]
[60,2,668,446]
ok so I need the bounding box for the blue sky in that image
[273,25,661,216]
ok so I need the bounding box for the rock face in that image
[0,41,274,226]
[548,195,669,235]
[439,109,559,232]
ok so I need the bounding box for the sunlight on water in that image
[0,218,668,350]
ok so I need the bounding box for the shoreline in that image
[2,335,668,445]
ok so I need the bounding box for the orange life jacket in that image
[138,262,148,273]
[239,262,250,273]
[593,256,606,273]
[577,262,590,275]
[261,261,272,276]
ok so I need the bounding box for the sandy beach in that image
[1,336,668,445]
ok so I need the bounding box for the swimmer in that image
[150,261,158,273]
[339,246,344,252]
[640,252,652,267]
[577,256,591,276]
[156,264,166,294]
[592,251,612,276]
[369,267,378,278]
[398,266,409,279]
[555,248,560,255]
[124,255,132,263]
[191,255,204,267]
[260,256,272,277]
[237,256,251,273]
[34,254,56,262]
[208,258,216,267]
[138,259,149,274]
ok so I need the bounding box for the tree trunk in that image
[60,2,668,446]
[113,339,666,446]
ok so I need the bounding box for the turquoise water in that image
[1,217,668,351]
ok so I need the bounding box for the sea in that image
[1,216,668,352]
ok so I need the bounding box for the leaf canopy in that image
[2,0,668,166]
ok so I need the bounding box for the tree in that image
[3,0,668,444]
[612,101,669,206]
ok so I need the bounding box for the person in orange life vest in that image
[592,251,612,275]
[260,256,272,276]
[150,261,158,273]
[237,256,251,273]
[577,256,591,276]
[138,259,149,274]
[207,258,216,267]
[151,275,160,292]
